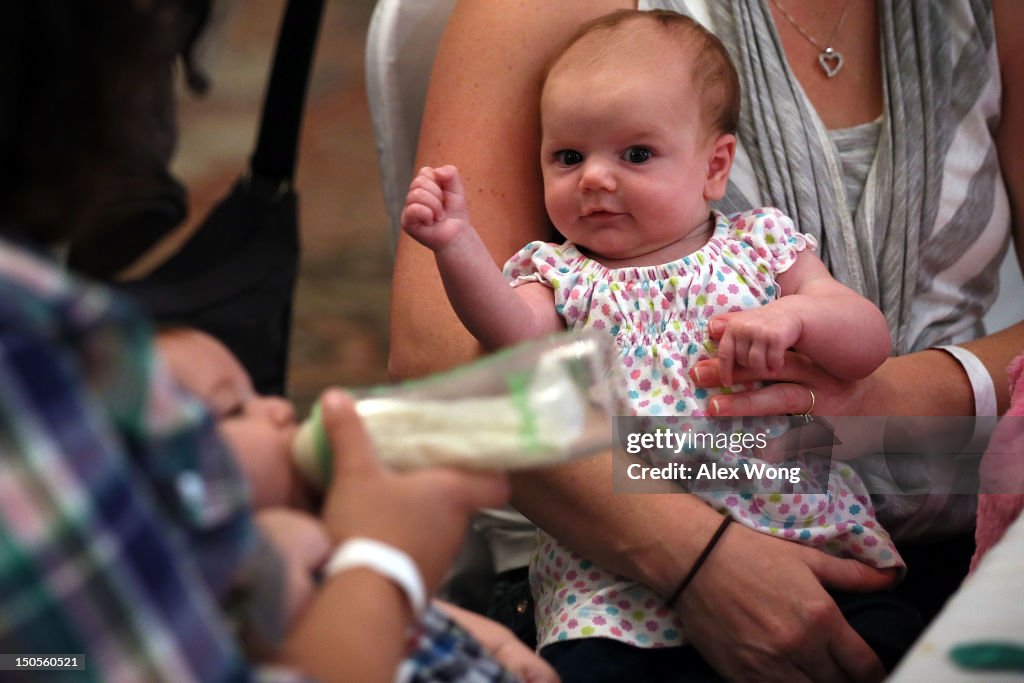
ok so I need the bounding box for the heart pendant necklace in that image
[771,0,853,79]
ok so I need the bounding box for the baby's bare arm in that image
[434,601,559,683]
[401,165,563,349]
[771,252,890,378]
[712,252,890,385]
[255,509,330,628]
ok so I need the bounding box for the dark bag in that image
[117,174,301,396]
[68,0,325,396]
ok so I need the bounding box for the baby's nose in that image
[249,396,296,426]
[578,158,616,192]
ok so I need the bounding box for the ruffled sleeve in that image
[502,241,596,325]
[731,207,817,274]
[502,241,582,290]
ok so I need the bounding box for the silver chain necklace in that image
[771,0,853,78]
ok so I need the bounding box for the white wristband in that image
[323,538,427,615]
[935,345,997,416]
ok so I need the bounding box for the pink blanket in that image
[970,352,1024,571]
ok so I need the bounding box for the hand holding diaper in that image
[293,331,621,488]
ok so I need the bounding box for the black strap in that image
[249,0,326,185]
[65,0,325,278]
[667,515,733,606]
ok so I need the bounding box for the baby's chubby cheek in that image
[218,420,300,508]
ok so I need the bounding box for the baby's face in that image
[158,329,300,506]
[540,32,717,263]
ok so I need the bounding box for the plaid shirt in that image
[0,238,298,682]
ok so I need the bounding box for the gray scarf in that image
[704,0,994,353]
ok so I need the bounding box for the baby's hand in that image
[434,601,559,683]
[256,508,331,627]
[490,632,560,683]
[709,308,802,387]
[400,165,472,252]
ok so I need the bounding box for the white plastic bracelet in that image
[935,345,997,417]
[323,538,427,615]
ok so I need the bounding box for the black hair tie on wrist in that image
[667,515,733,606]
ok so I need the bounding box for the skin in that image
[158,329,329,631]
[435,601,560,683]
[538,32,731,265]
[389,1,1024,680]
[255,508,331,629]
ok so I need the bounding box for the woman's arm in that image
[511,456,891,682]
[281,567,413,681]
[388,0,630,379]
[994,0,1024,270]
[978,0,1024,412]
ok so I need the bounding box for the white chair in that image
[365,0,457,253]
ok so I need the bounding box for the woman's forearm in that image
[510,452,724,597]
[279,568,411,681]
[858,321,1024,417]
[990,1,1024,412]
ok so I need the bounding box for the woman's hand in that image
[318,390,510,593]
[691,348,975,418]
[692,350,871,417]
[676,523,895,682]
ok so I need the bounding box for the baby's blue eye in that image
[625,147,652,164]
[556,149,584,166]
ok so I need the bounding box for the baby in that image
[157,327,557,681]
[402,9,905,653]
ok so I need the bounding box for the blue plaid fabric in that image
[398,605,519,683]
[0,239,298,682]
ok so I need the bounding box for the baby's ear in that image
[703,133,736,201]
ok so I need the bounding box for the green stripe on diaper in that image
[311,402,333,484]
[507,371,542,454]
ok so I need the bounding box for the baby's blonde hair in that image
[543,9,741,138]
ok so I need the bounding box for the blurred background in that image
[172,0,390,412]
